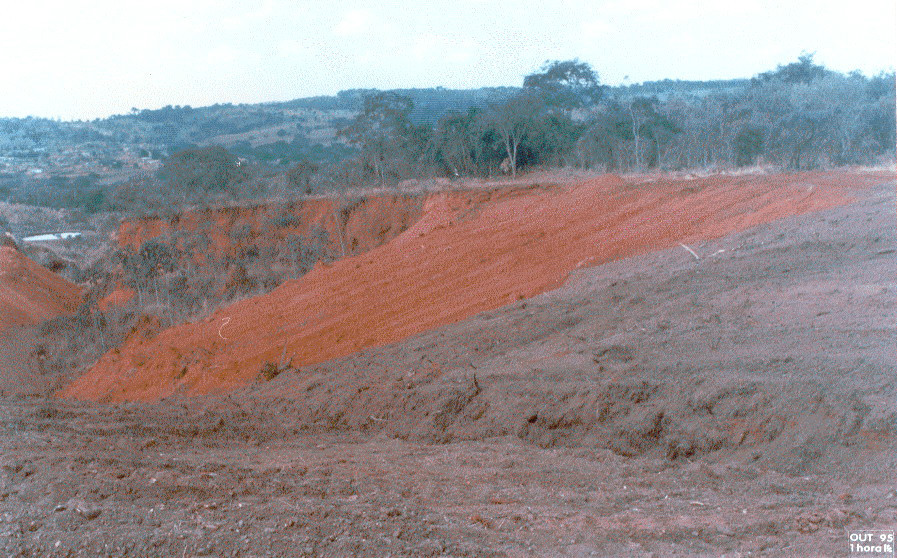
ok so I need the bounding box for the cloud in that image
[277,39,311,58]
[580,18,613,40]
[221,0,276,29]
[206,45,243,66]
[410,34,476,64]
[334,9,373,36]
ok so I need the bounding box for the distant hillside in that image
[1,62,891,218]
[612,78,752,100]
[0,80,747,178]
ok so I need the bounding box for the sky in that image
[1,0,894,121]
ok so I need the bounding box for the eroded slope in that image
[240,174,896,472]
[62,172,879,401]
[0,246,82,331]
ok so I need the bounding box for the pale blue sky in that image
[1,0,894,120]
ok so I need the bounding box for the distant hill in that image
[0,80,749,178]
[612,78,752,100]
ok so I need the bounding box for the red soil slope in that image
[97,287,136,313]
[62,172,880,402]
[0,246,83,330]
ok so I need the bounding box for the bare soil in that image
[63,171,874,401]
[115,194,426,261]
[0,246,82,331]
[0,171,894,556]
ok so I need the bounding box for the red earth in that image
[116,194,428,262]
[61,171,880,402]
[97,286,136,313]
[0,246,82,332]
[1,169,894,556]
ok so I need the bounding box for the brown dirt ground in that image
[0,170,894,556]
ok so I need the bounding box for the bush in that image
[121,240,178,284]
[159,146,248,193]
[258,362,281,381]
[266,211,303,229]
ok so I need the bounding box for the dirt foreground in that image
[1,170,895,556]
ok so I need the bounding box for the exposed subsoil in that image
[0,246,82,332]
[0,170,894,556]
[116,194,429,262]
[0,246,84,397]
[62,171,881,402]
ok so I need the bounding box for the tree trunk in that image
[510,138,518,177]
[331,202,347,258]
[501,131,518,178]
[629,103,642,170]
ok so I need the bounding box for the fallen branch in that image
[679,243,701,260]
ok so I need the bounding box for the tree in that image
[121,240,179,308]
[627,98,653,169]
[523,59,603,109]
[575,109,627,170]
[733,127,764,167]
[431,107,494,176]
[487,92,545,177]
[624,97,680,169]
[338,92,419,182]
[476,59,605,176]
[286,160,319,194]
[122,241,177,283]
[754,53,832,85]
[531,112,584,167]
[160,146,247,194]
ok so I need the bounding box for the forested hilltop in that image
[0,55,893,212]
